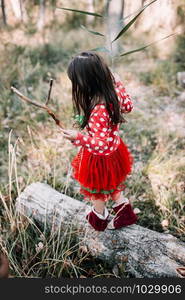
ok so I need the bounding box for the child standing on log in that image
[62,51,137,231]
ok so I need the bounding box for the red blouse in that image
[73,80,133,156]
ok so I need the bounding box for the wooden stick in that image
[45,107,63,127]
[11,87,46,109]
[11,86,64,128]
[46,78,53,105]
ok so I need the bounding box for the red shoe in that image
[86,207,109,231]
[108,199,138,229]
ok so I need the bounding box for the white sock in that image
[92,206,109,220]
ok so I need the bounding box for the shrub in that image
[139,60,178,95]
[174,35,185,71]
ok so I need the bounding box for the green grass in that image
[174,34,185,71]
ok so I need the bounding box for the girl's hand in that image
[61,129,78,141]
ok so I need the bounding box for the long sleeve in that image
[115,80,133,114]
[73,105,111,153]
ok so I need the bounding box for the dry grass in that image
[0,131,117,278]
[146,137,185,235]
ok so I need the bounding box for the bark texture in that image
[16,182,185,278]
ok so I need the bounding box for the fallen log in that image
[16,182,185,278]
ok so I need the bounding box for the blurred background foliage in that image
[0,0,185,278]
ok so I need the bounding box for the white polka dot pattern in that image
[114,80,133,114]
[113,131,118,136]
[107,137,113,142]
[72,85,133,155]
[100,118,105,122]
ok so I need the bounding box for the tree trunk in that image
[37,0,46,31]
[1,0,7,25]
[119,0,124,21]
[51,0,57,21]
[86,0,95,24]
[10,0,22,21]
[105,0,125,58]
[19,0,28,23]
[15,182,185,278]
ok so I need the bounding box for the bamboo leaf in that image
[80,25,104,37]
[57,7,103,17]
[90,47,110,53]
[119,33,176,57]
[123,5,154,22]
[112,0,158,43]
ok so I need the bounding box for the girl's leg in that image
[86,196,109,231]
[92,200,105,215]
[91,198,105,216]
[91,194,111,216]
[112,191,128,206]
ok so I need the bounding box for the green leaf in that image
[90,47,110,53]
[80,25,104,37]
[123,5,151,22]
[112,0,158,43]
[119,33,176,57]
[57,7,103,17]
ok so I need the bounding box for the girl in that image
[62,51,137,231]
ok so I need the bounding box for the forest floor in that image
[0,23,185,277]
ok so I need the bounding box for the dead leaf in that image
[176,267,185,277]
[0,253,9,278]
[133,208,141,214]
[161,219,169,229]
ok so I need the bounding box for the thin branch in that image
[11,87,46,109]
[46,78,53,105]
[11,86,64,128]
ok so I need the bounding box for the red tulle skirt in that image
[71,138,133,201]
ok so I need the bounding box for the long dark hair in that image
[67,51,124,129]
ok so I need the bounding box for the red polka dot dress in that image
[71,80,134,201]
